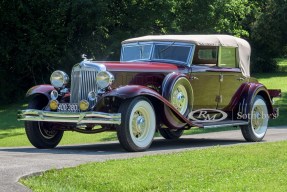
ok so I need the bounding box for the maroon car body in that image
[18,35,281,152]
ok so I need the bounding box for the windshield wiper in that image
[159,42,175,53]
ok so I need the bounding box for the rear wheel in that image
[240,95,269,142]
[25,96,63,149]
[117,97,156,152]
[158,128,183,140]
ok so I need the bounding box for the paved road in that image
[1,128,287,192]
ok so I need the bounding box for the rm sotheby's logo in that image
[188,109,228,123]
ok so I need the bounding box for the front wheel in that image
[25,96,63,149]
[240,95,269,142]
[117,97,156,152]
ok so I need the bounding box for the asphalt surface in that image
[1,127,287,192]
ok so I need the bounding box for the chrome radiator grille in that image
[70,65,98,106]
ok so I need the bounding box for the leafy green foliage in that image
[250,0,287,72]
[0,0,286,103]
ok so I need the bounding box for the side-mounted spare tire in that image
[162,75,193,129]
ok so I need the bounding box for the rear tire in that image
[158,128,183,140]
[240,95,269,142]
[25,96,63,149]
[117,97,156,152]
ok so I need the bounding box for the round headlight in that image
[50,70,69,88]
[96,71,114,89]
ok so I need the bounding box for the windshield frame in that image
[121,41,195,66]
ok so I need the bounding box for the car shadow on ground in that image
[0,137,249,156]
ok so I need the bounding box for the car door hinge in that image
[216,95,223,103]
[219,74,223,82]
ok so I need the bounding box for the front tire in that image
[240,95,269,142]
[117,97,156,152]
[25,96,63,149]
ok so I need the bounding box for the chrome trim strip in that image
[18,110,121,125]
[203,122,248,129]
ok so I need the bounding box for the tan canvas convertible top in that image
[122,35,251,77]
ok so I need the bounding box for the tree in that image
[250,0,287,72]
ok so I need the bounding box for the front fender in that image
[104,85,197,127]
[26,84,55,100]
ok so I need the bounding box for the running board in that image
[197,120,249,129]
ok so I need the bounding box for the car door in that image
[190,46,221,110]
[217,47,248,109]
[190,69,221,110]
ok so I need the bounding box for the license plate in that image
[57,103,78,112]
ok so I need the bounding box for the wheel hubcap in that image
[252,106,263,129]
[132,110,148,139]
[251,98,268,137]
[171,84,188,114]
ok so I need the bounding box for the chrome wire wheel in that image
[250,97,268,138]
[129,100,156,148]
[171,84,188,115]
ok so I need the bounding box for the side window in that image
[198,49,217,60]
[218,47,237,68]
[192,46,218,66]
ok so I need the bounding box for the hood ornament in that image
[81,54,88,61]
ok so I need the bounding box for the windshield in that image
[121,42,194,65]
[121,44,152,61]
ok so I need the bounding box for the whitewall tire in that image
[117,96,156,152]
[240,95,269,142]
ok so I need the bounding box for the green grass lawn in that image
[276,58,287,71]
[21,140,287,192]
[254,72,287,126]
[0,71,286,147]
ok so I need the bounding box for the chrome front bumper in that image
[17,109,121,124]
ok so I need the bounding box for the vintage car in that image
[18,35,281,152]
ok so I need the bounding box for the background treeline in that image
[0,0,286,103]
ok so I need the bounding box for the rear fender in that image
[226,83,275,119]
[104,85,196,127]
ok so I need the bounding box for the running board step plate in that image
[198,120,249,129]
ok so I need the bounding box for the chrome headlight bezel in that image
[50,70,69,88]
[96,71,114,89]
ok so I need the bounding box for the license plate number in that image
[57,103,78,112]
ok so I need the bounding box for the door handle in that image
[237,77,245,81]
[190,76,199,80]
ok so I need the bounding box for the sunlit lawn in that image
[254,72,287,126]
[22,140,287,192]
